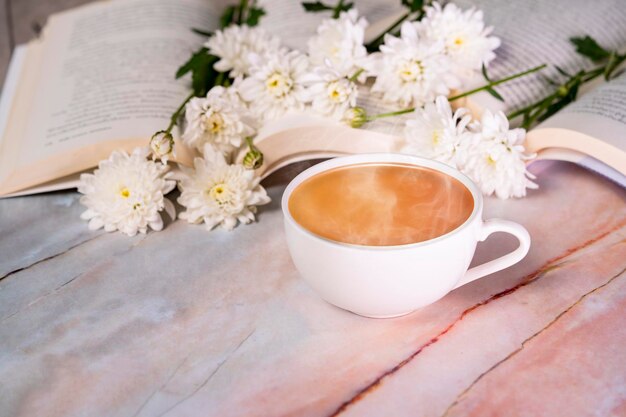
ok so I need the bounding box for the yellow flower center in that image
[399,60,425,82]
[120,187,130,198]
[266,72,293,97]
[487,155,497,165]
[327,82,347,103]
[209,183,231,204]
[432,129,442,145]
[204,112,224,134]
[454,37,464,46]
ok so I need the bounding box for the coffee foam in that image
[288,163,474,246]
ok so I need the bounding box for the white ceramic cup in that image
[282,153,531,318]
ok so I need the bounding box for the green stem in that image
[507,100,543,120]
[506,61,618,121]
[348,68,364,82]
[522,97,552,128]
[448,64,547,101]
[366,108,414,121]
[365,11,411,51]
[366,64,547,122]
[238,0,248,24]
[332,0,345,18]
[582,67,604,82]
[166,92,194,133]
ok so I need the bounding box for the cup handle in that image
[454,219,531,289]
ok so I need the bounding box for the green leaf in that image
[246,7,266,26]
[570,36,611,62]
[521,111,531,130]
[220,5,237,28]
[191,28,212,37]
[486,87,504,101]
[481,64,491,82]
[401,0,424,12]
[175,47,206,79]
[301,1,334,12]
[332,0,353,18]
[193,56,221,97]
[480,65,504,101]
[221,1,266,27]
[175,47,221,97]
[342,2,354,11]
[554,65,571,78]
[302,0,352,17]
[541,75,559,87]
[540,97,570,122]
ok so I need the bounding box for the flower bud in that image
[150,131,174,163]
[342,107,367,128]
[243,147,264,170]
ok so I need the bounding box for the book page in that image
[548,71,626,151]
[524,71,626,175]
[455,0,626,113]
[533,148,626,188]
[0,0,216,189]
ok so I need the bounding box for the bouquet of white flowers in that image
[79,0,614,236]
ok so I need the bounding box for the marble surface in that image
[1,161,625,417]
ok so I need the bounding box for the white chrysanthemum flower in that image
[307,9,368,79]
[205,25,281,77]
[367,21,459,108]
[239,50,311,121]
[78,147,176,236]
[402,95,472,167]
[304,64,358,120]
[461,110,537,199]
[420,2,500,81]
[182,86,256,155]
[177,144,271,231]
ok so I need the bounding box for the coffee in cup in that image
[288,163,474,246]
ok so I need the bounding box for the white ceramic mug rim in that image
[281,153,484,251]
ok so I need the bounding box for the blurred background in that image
[1,0,99,86]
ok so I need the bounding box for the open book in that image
[1,0,625,197]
